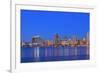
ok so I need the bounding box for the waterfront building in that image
[32,35,43,47]
[53,34,61,47]
[70,36,78,47]
[32,35,43,60]
[86,32,89,55]
[86,32,89,46]
[61,40,69,47]
[47,40,53,47]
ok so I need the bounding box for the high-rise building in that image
[53,34,61,47]
[32,35,43,47]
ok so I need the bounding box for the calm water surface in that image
[21,46,89,63]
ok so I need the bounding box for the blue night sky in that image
[21,10,89,42]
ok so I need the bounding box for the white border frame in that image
[11,3,96,73]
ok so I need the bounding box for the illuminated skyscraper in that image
[53,34,61,47]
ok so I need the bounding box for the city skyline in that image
[21,10,89,42]
[21,33,89,48]
[21,33,89,42]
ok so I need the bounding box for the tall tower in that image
[54,33,60,47]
